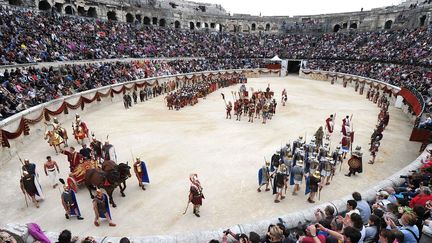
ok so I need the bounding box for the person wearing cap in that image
[92,189,115,227]
[291,159,305,196]
[133,157,150,190]
[307,170,322,203]
[44,156,60,188]
[257,160,271,192]
[273,164,288,203]
[61,185,83,220]
[189,173,204,217]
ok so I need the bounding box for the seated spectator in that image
[409,186,432,208]
[346,200,360,216]
[385,212,420,243]
[352,192,372,224]
[364,215,380,243]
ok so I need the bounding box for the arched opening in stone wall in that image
[88,7,97,18]
[265,23,270,31]
[54,3,63,13]
[210,23,215,29]
[65,6,75,15]
[143,17,151,25]
[8,0,22,6]
[420,15,427,27]
[342,22,348,29]
[77,6,86,16]
[107,11,117,21]
[384,20,392,29]
[350,23,357,29]
[175,21,181,29]
[152,17,158,25]
[204,23,209,28]
[159,19,166,27]
[251,23,256,31]
[38,0,51,11]
[135,14,142,23]
[126,13,134,23]
[190,22,195,30]
[333,24,341,32]
[196,22,201,28]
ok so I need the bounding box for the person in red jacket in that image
[409,186,432,208]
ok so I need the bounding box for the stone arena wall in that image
[1,68,426,242]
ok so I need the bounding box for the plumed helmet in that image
[296,160,304,167]
[312,170,321,178]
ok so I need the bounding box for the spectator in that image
[385,212,420,243]
[409,186,432,208]
[352,192,372,224]
[363,215,380,243]
[346,200,360,216]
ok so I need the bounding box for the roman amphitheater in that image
[0,0,431,242]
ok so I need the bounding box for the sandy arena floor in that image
[0,76,420,237]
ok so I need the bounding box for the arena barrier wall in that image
[3,146,430,243]
[0,68,278,163]
[299,69,418,122]
[2,67,424,242]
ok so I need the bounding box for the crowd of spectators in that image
[207,154,432,243]
[0,5,431,66]
[0,58,260,120]
[305,60,432,114]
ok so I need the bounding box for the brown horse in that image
[44,130,66,155]
[84,161,131,207]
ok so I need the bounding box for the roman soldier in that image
[366,87,371,100]
[248,102,255,123]
[61,185,83,220]
[22,159,44,199]
[72,114,89,144]
[271,151,281,172]
[61,147,83,173]
[281,89,287,106]
[369,89,375,101]
[102,141,117,163]
[20,171,41,208]
[262,103,269,124]
[79,144,92,160]
[291,160,304,196]
[90,135,103,162]
[320,156,334,186]
[332,145,343,167]
[133,158,150,190]
[189,174,204,217]
[345,146,363,177]
[309,156,320,174]
[369,141,380,164]
[44,156,60,189]
[93,189,116,227]
[341,132,352,159]
[359,83,365,95]
[315,126,324,148]
[139,89,145,102]
[226,101,232,119]
[341,115,351,136]
[257,161,271,192]
[354,82,359,92]
[132,90,138,104]
[273,164,288,203]
[46,117,68,147]
[325,114,334,134]
[306,170,322,203]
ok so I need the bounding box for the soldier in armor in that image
[20,170,41,208]
[320,156,334,186]
[345,146,363,177]
[262,103,269,124]
[273,164,289,203]
[248,102,255,123]
[102,141,117,163]
[72,114,89,144]
[332,145,343,167]
[341,132,352,159]
[281,89,287,106]
[61,185,83,220]
[292,136,304,156]
[133,158,150,190]
[309,156,320,174]
[226,101,232,119]
[257,161,272,192]
[139,89,145,102]
[369,141,380,164]
[132,90,138,104]
[90,135,103,162]
[315,126,324,148]
[189,174,204,217]
[307,170,322,203]
[93,189,116,227]
[291,160,304,196]
[271,151,281,172]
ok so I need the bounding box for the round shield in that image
[348,157,361,169]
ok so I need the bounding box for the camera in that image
[399,175,410,179]
[223,229,230,235]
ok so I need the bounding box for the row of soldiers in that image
[257,134,364,204]
[225,84,278,124]
[123,85,165,109]
[166,74,245,111]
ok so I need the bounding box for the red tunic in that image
[189,185,204,205]
[325,117,333,133]
[62,150,83,172]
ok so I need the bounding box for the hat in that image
[279,164,287,172]
[377,191,389,197]
[136,157,140,161]
[312,170,321,178]
[355,146,361,151]
[265,161,270,166]
[296,160,304,166]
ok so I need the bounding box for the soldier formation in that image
[224,84,278,124]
